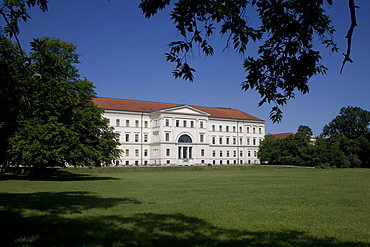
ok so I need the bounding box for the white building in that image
[93,97,266,166]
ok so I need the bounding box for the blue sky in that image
[11,0,370,136]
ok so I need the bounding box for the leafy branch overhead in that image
[140,0,358,123]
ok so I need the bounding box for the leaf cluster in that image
[140,0,338,122]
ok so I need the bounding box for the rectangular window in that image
[191,121,194,128]
[240,151,243,157]
[135,149,139,157]
[200,121,204,128]
[220,151,223,157]
[212,125,215,131]
[226,137,229,145]
[144,134,148,142]
[233,150,236,157]
[201,149,205,156]
[166,149,170,156]
[219,137,222,144]
[239,126,242,132]
[259,127,262,134]
[116,119,120,127]
[144,121,148,128]
[135,120,139,128]
[226,126,229,132]
[219,125,222,132]
[240,138,243,145]
[248,151,251,157]
[176,120,179,127]
[247,138,250,145]
[135,134,139,142]
[253,138,256,145]
[125,149,129,157]
[165,119,169,126]
[144,149,148,156]
[227,150,230,157]
[212,150,215,157]
[183,147,188,158]
[253,127,256,133]
[183,120,187,127]
[165,132,170,141]
[212,137,215,144]
[126,120,130,127]
[125,133,129,142]
[200,134,204,143]
[233,137,236,145]
[189,147,192,159]
[247,127,250,133]
[233,126,236,132]
[254,151,257,157]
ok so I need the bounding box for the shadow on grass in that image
[0,192,368,247]
[0,167,120,181]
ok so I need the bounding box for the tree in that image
[0,37,121,177]
[1,0,359,122]
[319,106,370,168]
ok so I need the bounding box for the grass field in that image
[0,165,369,246]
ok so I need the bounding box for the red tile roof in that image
[93,97,264,121]
[268,132,295,139]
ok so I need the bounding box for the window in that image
[212,150,216,157]
[240,138,243,145]
[220,160,223,165]
[254,151,257,157]
[116,119,120,127]
[239,126,242,132]
[125,161,129,166]
[125,133,129,142]
[233,137,236,145]
[248,151,251,157]
[226,137,229,145]
[144,134,148,142]
[126,120,130,127]
[165,119,169,126]
[183,120,187,127]
[227,150,230,157]
[176,120,179,127]
[135,134,139,142]
[201,160,205,164]
[125,149,129,156]
[191,121,194,128]
[178,134,192,143]
[135,149,139,157]
[135,120,139,128]
[233,150,236,157]
[212,137,215,144]
[200,134,204,143]
[219,137,223,144]
[212,125,215,131]
[144,121,148,128]
[200,121,204,128]
[247,127,250,133]
[167,160,170,165]
[201,149,205,156]
[253,127,256,133]
[240,151,243,157]
[247,138,250,145]
[253,138,256,145]
[259,127,262,134]
[220,151,223,157]
[233,126,236,132]
[165,133,170,141]
[144,149,148,156]
[166,149,170,156]
[226,126,229,132]
[219,125,222,132]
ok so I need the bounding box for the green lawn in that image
[0,166,369,246]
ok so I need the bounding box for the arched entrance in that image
[178,134,193,166]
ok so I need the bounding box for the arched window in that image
[178,134,192,143]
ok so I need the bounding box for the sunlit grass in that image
[1,166,369,246]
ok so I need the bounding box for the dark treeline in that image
[259,106,370,168]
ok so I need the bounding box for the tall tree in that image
[1,37,121,176]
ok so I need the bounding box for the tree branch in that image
[340,0,358,73]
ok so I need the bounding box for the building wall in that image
[104,107,265,166]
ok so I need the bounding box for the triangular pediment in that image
[160,105,210,116]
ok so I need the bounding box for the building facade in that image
[93,97,266,166]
